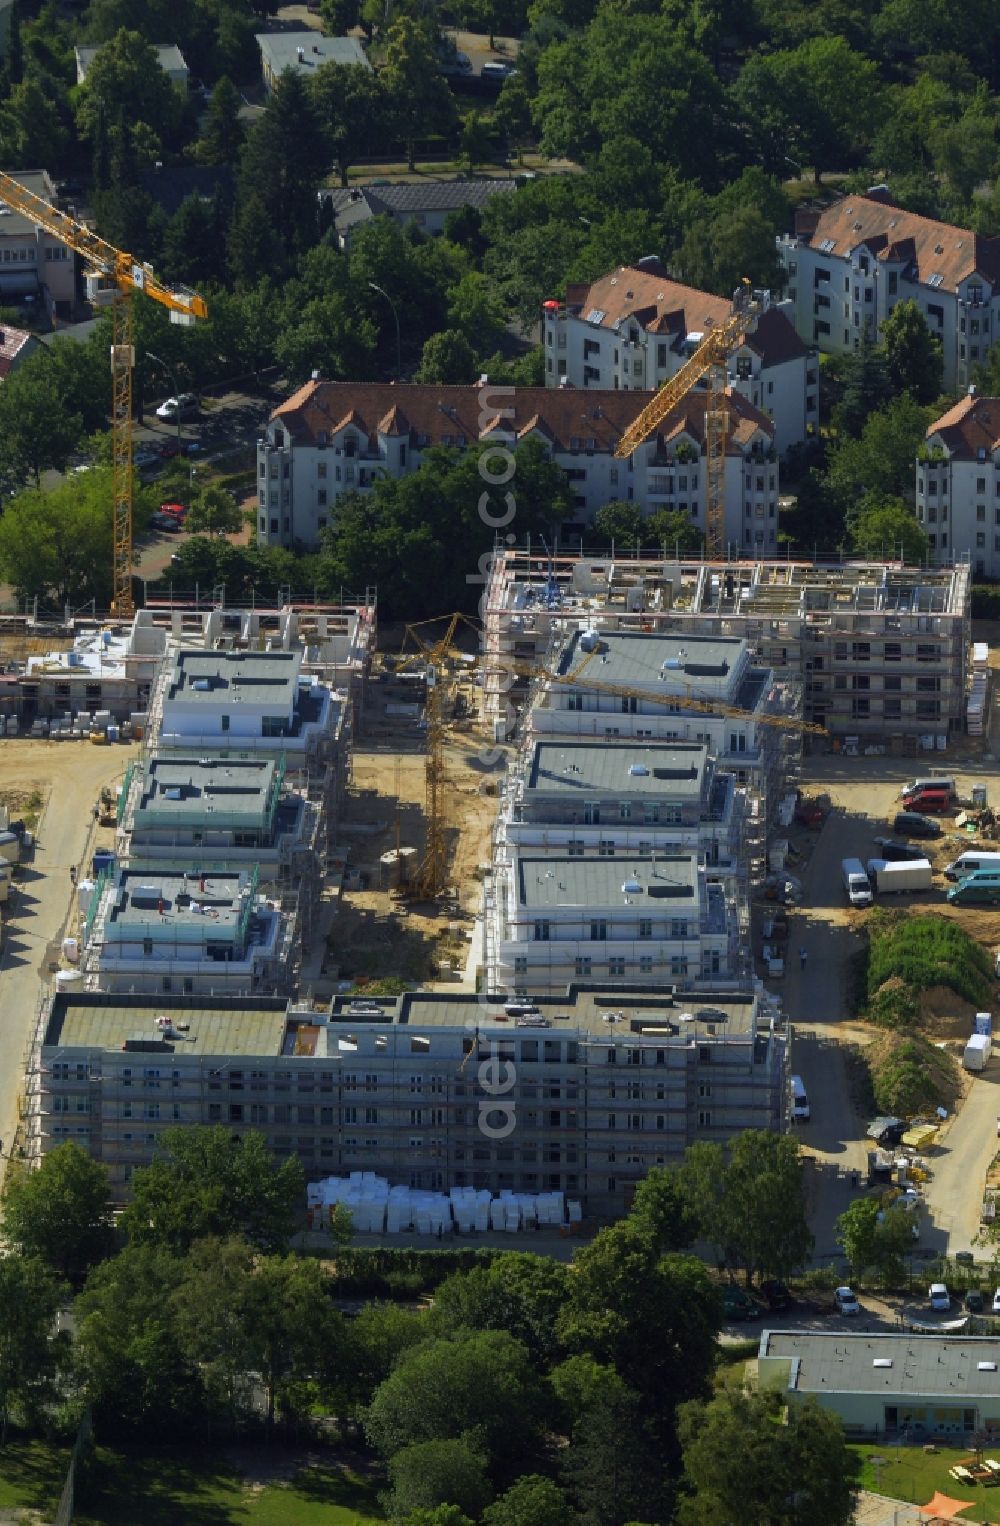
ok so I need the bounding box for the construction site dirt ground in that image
[325,729,507,991]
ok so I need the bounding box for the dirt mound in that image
[918,983,982,1039]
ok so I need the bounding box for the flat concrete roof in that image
[554,629,746,694]
[328,984,758,1038]
[166,650,301,706]
[516,854,698,909]
[107,869,253,932]
[76,42,186,75]
[526,741,707,798]
[45,993,288,1056]
[761,1331,1000,1400]
[256,32,370,73]
[136,756,276,824]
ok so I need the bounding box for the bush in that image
[329,1246,498,1298]
[867,1031,959,1116]
[972,584,1000,620]
[863,910,993,1018]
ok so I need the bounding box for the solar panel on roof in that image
[585,308,606,324]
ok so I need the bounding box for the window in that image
[608,957,625,976]
[590,920,608,941]
[575,958,591,977]
[638,918,652,938]
[533,920,550,941]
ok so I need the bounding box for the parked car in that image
[440,49,473,74]
[157,439,180,459]
[150,512,181,532]
[893,812,942,839]
[760,1279,793,1311]
[481,59,516,80]
[795,799,826,827]
[835,1286,860,1315]
[929,1282,951,1311]
[155,392,199,421]
[873,837,929,862]
[159,502,187,520]
[721,1285,760,1321]
[133,447,161,471]
[991,1288,1000,1314]
[966,1289,985,1313]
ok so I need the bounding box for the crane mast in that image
[613,280,768,558]
[0,171,208,617]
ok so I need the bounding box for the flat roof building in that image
[489,851,737,994]
[81,866,294,997]
[759,1330,1000,1440]
[28,984,787,1209]
[483,548,970,742]
[256,32,369,91]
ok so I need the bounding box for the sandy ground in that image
[0,738,136,1176]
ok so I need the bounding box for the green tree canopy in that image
[0,353,84,486]
[184,485,244,537]
[119,1125,304,1254]
[878,300,944,403]
[416,330,477,384]
[194,76,245,166]
[733,36,881,181]
[482,1475,576,1526]
[828,394,935,512]
[850,494,929,562]
[0,473,117,607]
[0,1254,68,1445]
[429,1252,570,1366]
[676,1389,857,1526]
[382,19,457,172]
[364,1329,548,1482]
[385,1440,493,1523]
[237,70,327,270]
[678,1132,813,1284]
[309,60,388,187]
[75,29,182,151]
[1,1143,113,1285]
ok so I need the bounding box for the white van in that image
[944,850,1000,883]
[790,1075,810,1121]
[842,857,873,907]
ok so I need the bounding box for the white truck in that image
[842,857,873,908]
[964,1033,992,1072]
[866,858,933,894]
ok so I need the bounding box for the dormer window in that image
[344,436,357,458]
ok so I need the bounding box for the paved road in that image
[923,1067,1000,1255]
[0,743,137,1181]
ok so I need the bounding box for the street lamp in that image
[146,349,183,453]
[368,281,402,380]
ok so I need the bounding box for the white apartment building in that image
[81,867,294,997]
[917,393,1000,577]
[527,629,780,779]
[157,648,336,760]
[544,265,816,454]
[256,380,780,552]
[0,169,75,318]
[498,739,741,868]
[489,853,735,995]
[777,190,1000,391]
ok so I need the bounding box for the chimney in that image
[296,46,305,61]
[313,43,320,53]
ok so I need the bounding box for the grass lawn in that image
[74,1446,385,1526]
[850,1442,1000,1523]
[0,1436,72,1515]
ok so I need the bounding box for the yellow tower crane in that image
[613,279,768,560]
[399,612,481,901]
[0,172,208,618]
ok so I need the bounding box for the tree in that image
[429,1252,570,1367]
[553,1358,668,1525]
[309,61,387,187]
[733,37,880,182]
[161,192,229,289]
[0,75,69,168]
[0,1255,67,1446]
[75,1243,198,1432]
[236,1251,346,1428]
[832,330,893,438]
[382,19,457,173]
[557,1224,721,1428]
[628,1167,695,1255]
[194,76,244,166]
[592,501,644,548]
[119,1126,304,1255]
[678,1132,813,1285]
[850,494,929,562]
[644,507,703,553]
[879,300,944,404]
[676,1389,857,1526]
[75,29,181,152]
[385,1440,493,1523]
[0,475,115,607]
[365,1330,547,1482]
[483,1476,576,1526]
[460,111,494,173]
[399,1512,474,1526]
[416,330,477,384]
[828,395,935,512]
[1,1144,113,1285]
[320,0,360,31]
[184,486,244,537]
[0,356,83,486]
[446,272,506,353]
[238,70,327,268]
[346,1301,427,1409]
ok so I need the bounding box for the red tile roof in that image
[272,381,774,455]
[560,268,807,366]
[0,324,34,381]
[797,195,1000,293]
[927,394,1000,457]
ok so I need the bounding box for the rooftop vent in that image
[628,763,649,776]
[873,1359,892,1369]
[621,875,643,894]
[980,1362,998,1372]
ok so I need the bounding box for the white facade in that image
[0,170,74,315]
[158,649,335,758]
[257,381,781,553]
[777,193,1000,392]
[490,853,733,995]
[916,394,1000,578]
[545,270,816,455]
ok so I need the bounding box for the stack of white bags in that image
[307,1172,576,1234]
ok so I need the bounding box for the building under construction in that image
[483,550,972,745]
